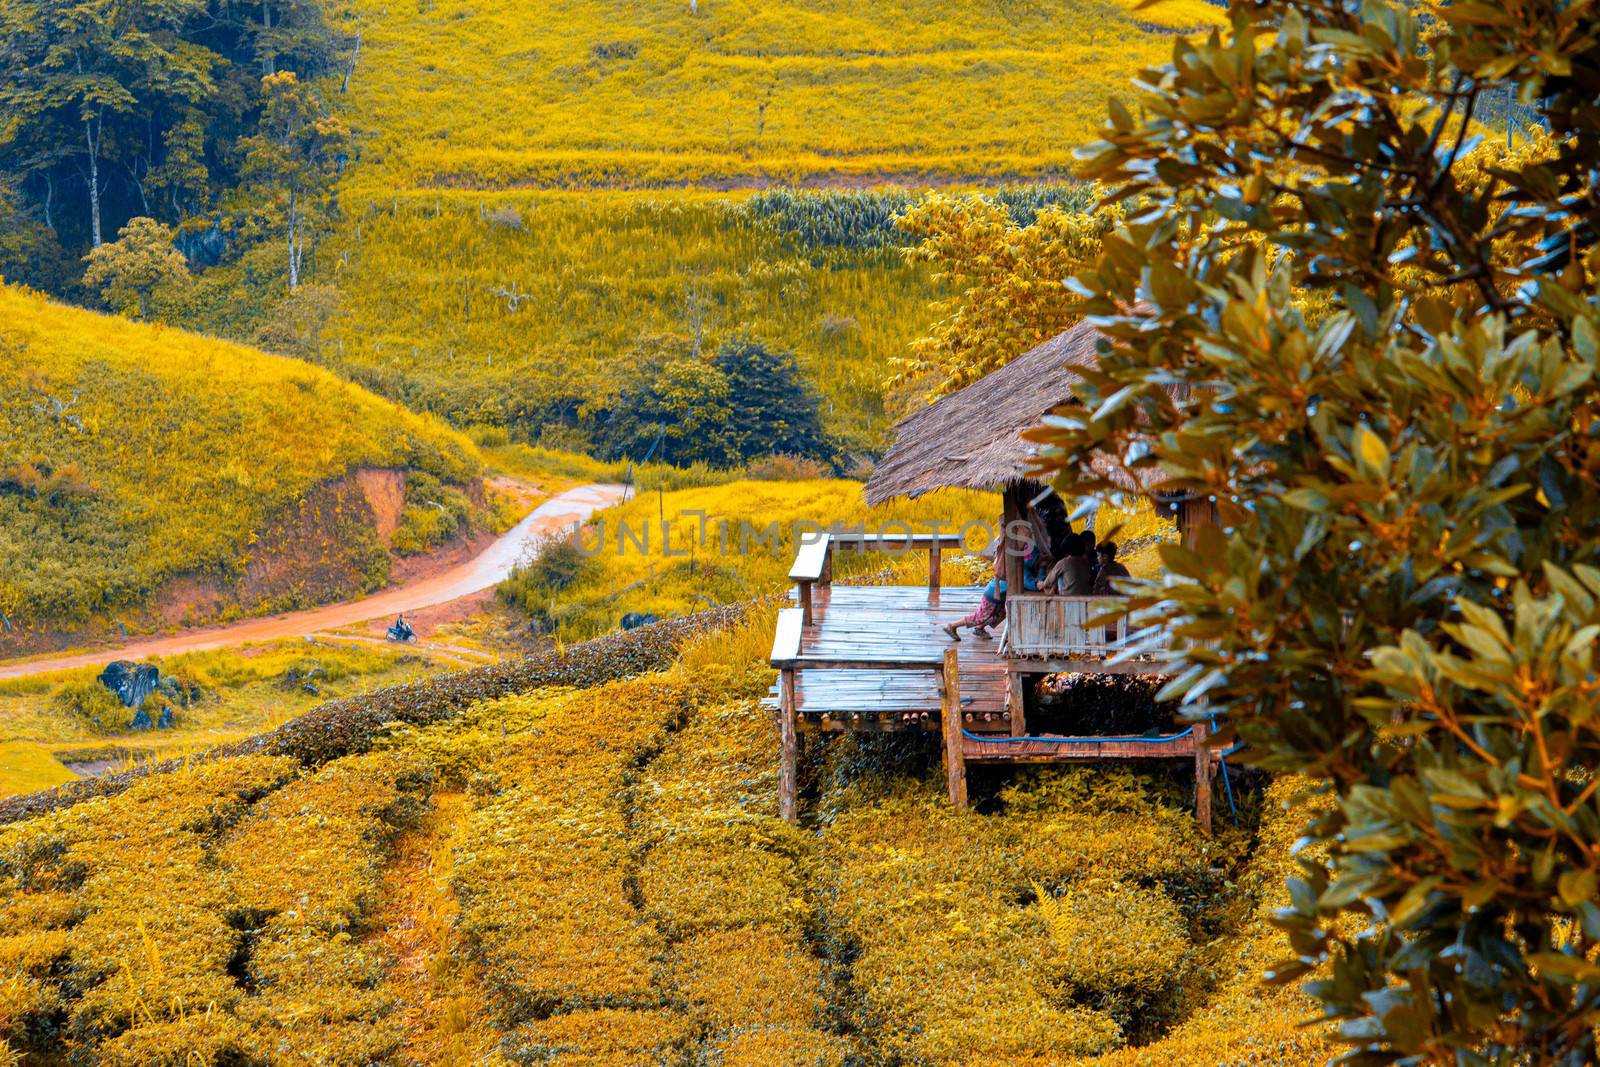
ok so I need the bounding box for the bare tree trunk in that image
[85,117,102,246]
[127,159,150,216]
[42,173,56,235]
[287,187,301,290]
[261,0,275,75]
[342,25,362,92]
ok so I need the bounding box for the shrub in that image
[390,471,475,555]
[49,679,122,733]
[0,750,431,1062]
[0,605,743,825]
[1037,877,1194,1038]
[1028,0,1600,1055]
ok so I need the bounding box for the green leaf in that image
[1354,426,1391,479]
[1557,869,1597,907]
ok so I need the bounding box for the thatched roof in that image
[865,319,1109,505]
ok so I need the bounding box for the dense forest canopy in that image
[0,0,349,292]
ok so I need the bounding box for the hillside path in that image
[0,483,628,680]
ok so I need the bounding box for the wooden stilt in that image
[779,668,799,824]
[1007,670,1026,737]
[929,542,942,590]
[1193,718,1212,834]
[942,648,967,810]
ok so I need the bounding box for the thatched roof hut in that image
[865,319,1108,506]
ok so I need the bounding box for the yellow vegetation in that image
[333,0,1223,194]
[1,620,1327,1065]
[315,0,1225,450]
[0,283,481,634]
[0,751,430,1062]
[321,190,936,452]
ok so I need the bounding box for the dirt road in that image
[0,483,628,680]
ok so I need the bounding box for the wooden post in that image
[779,668,799,824]
[1193,717,1211,834]
[1180,497,1217,550]
[820,543,833,587]
[929,541,942,590]
[797,581,813,626]
[1001,487,1024,597]
[1007,670,1026,737]
[942,648,967,810]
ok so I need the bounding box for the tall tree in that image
[1028,0,1600,1061]
[0,0,215,246]
[238,70,347,290]
[712,338,829,465]
[892,194,1112,400]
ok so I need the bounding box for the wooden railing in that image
[1003,594,1170,660]
[789,531,964,624]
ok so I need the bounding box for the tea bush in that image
[0,750,432,1062]
[450,681,694,1039]
[634,699,847,1063]
[807,754,1231,1062]
[1078,778,1334,1067]
[0,605,741,825]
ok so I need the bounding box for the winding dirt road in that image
[0,483,628,680]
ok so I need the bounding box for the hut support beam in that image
[1193,718,1211,834]
[942,648,967,809]
[1001,485,1024,600]
[1007,670,1025,736]
[779,668,799,823]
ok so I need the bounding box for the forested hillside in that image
[0,284,482,646]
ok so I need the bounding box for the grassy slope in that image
[336,0,1224,191]
[0,284,482,636]
[322,191,932,453]
[315,0,1224,450]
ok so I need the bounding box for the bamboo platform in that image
[765,584,1015,733]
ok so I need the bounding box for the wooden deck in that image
[768,584,1015,733]
[765,578,1219,830]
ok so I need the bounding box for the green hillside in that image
[0,284,483,643]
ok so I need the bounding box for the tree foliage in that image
[891,193,1113,400]
[0,0,347,281]
[80,215,189,319]
[239,71,349,291]
[600,336,830,468]
[1027,0,1600,1061]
